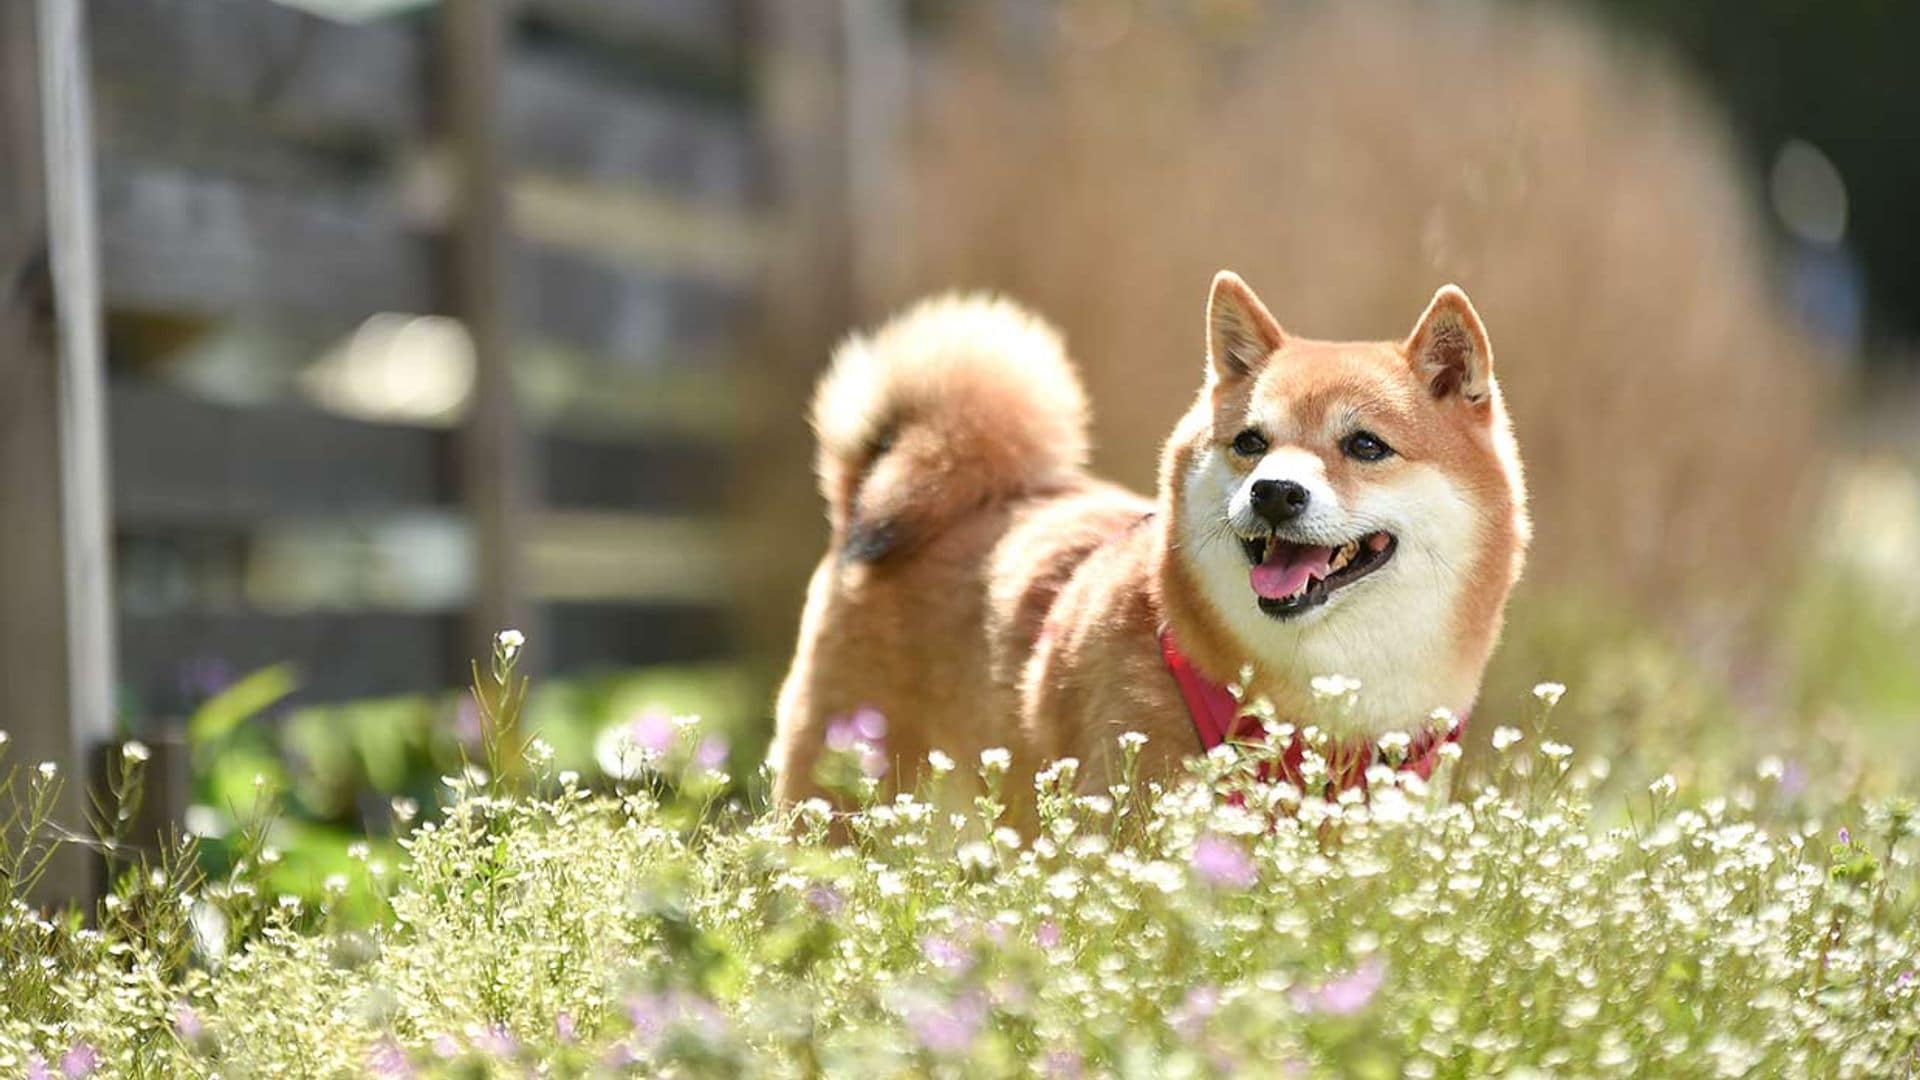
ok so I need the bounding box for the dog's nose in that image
[1250,479,1311,524]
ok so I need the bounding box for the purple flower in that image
[470,1024,518,1059]
[627,990,726,1049]
[904,990,987,1056]
[851,707,887,742]
[431,1033,461,1059]
[25,1055,52,1080]
[805,882,845,917]
[826,720,857,752]
[1035,920,1062,950]
[173,1003,204,1041]
[1190,833,1258,890]
[1042,1048,1084,1078]
[828,708,888,758]
[454,697,485,748]
[921,932,973,974]
[1897,970,1915,992]
[1291,957,1387,1016]
[859,746,890,779]
[60,1043,101,1079]
[368,1038,414,1078]
[1780,760,1809,798]
[1170,985,1220,1039]
[556,1012,578,1043]
[694,736,729,772]
[1839,826,1852,846]
[628,709,677,756]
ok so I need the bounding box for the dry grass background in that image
[888,0,1833,642]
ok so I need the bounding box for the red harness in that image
[1158,631,1460,793]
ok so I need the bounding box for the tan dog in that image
[771,272,1528,815]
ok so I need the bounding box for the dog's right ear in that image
[1207,270,1286,381]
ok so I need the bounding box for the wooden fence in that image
[1,0,887,902]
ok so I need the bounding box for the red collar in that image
[1158,631,1460,793]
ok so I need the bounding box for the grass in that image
[3,635,1919,1077]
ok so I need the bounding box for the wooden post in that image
[0,0,117,906]
[443,0,533,668]
[838,0,912,322]
[737,0,859,704]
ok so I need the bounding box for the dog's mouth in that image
[1238,530,1397,618]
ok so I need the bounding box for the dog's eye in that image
[1230,429,1268,458]
[1344,430,1393,462]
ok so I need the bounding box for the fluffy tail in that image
[811,294,1091,561]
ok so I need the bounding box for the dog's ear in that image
[1405,284,1493,405]
[1207,271,1285,381]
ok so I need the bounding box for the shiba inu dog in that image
[772,272,1528,813]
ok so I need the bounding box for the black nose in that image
[1250,479,1311,525]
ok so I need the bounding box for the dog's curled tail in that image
[811,294,1090,561]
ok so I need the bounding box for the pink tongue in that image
[1250,541,1335,600]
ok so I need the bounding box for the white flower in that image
[36,761,57,780]
[1376,731,1413,757]
[1541,741,1574,760]
[323,875,348,895]
[1650,773,1679,799]
[927,750,956,775]
[1310,674,1363,699]
[121,739,151,764]
[1491,726,1524,752]
[347,842,370,862]
[979,747,1011,774]
[1117,732,1149,752]
[1756,756,1785,782]
[390,797,419,823]
[557,770,580,788]
[957,842,995,873]
[495,628,525,657]
[0,730,9,746]
[1532,682,1568,707]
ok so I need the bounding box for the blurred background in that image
[2,0,1917,900]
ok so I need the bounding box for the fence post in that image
[0,0,117,907]
[443,0,533,667]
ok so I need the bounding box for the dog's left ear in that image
[1207,270,1286,381]
[1405,285,1493,405]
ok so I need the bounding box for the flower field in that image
[3,635,1918,1078]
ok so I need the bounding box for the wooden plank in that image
[96,163,753,363]
[118,609,464,712]
[110,381,454,527]
[517,244,750,370]
[90,2,751,203]
[547,601,732,673]
[87,0,425,149]
[504,50,757,204]
[97,162,436,320]
[110,383,730,524]
[0,0,117,907]
[522,0,744,74]
[443,0,531,665]
[542,431,729,512]
[117,604,730,712]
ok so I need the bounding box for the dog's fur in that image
[771,272,1528,815]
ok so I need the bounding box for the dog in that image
[771,272,1528,817]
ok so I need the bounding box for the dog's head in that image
[1163,272,1529,732]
